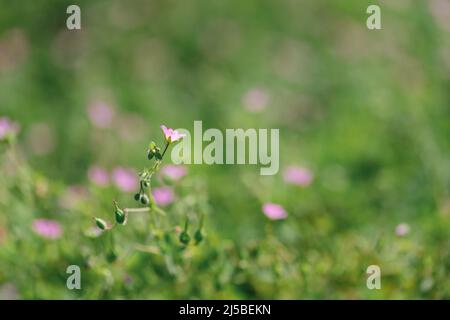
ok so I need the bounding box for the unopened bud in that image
[140,194,150,205]
[107,250,117,263]
[179,231,191,245]
[115,208,126,224]
[95,218,107,230]
[194,229,203,244]
[113,201,126,225]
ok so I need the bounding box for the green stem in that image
[161,141,170,158]
[184,216,189,231]
[124,207,150,213]
[109,231,115,252]
[150,142,170,172]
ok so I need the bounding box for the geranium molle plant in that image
[94,125,204,247]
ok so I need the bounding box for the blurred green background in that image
[0,0,449,299]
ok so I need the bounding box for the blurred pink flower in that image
[161,165,187,181]
[0,29,28,71]
[283,165,313,186]
[88,165,110,186]
[395,223,410,237]
[26,122,55,156]
[272,39,309,81]
[0,117,20,140]
[242,88,269,112]
[262,203,288,220]
[112,167,137,192]
[51,29,87,69]
[59,185,89,209]
[117,113,147,141]
[0,283,19,300]
[429,0,450,31]
[153,187,174,206]
[32,219,62,239]
[124,274,134,286]
[86,101,115,128]
[160,125,186,143]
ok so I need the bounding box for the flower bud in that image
[140,194,150,205]
[142,181,150,188]
[148,142,160,160]
[194,229,203,244]
[180,217,191,245]
[95,218,107,230]
[134,193,141,201]
[113,201,126,225]
[155,152,162,160]
[107,250,117,263]
[179,231,190,245]
[115,208,126,224]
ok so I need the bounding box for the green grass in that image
[0,0,449,299]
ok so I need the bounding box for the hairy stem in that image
[161,141,170,158]
[149,141,170,172]
[124,207,150,213]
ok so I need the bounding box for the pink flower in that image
[0,117,20,140]
[124,274,134,286]
[262,203,288,220]
[32,219,62,239]
[88,165,110,186]
[242,88,269,112]
[161,165,187,180]
[160,125,186,143]
[86,101,115,128]
[117,113,146,141]
[26,122,55,156]
[429,0,450,31]
[395,223,410,237]
[152,187,174,206]
[0,28,28,72]
[283,166,313,186]
[0,283,19,300]
[112,167,138,192]
[59,185,89,209]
